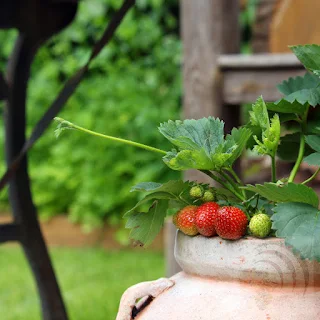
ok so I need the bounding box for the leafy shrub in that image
[0,0,181,229]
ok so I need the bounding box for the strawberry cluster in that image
[173,202,248,240]
[172,185,272,240]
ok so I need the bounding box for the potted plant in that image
[55,44,320,319]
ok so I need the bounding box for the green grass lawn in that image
[0,246,164,320]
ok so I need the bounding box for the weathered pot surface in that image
[119,231,320,320]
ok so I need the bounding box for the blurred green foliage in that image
[0,246,164,320]
[0,0,181,229]
[240,0,259,54]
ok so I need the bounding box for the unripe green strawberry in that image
[249,213,272,238]
[173,205,198,236]
[202,190,215,202]
[189,185,204,198]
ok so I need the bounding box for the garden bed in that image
[0,215,163,251]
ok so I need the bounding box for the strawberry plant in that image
[55,44,320,262]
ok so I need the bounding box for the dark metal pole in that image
[1,1,135,318]
[4,33,68,320]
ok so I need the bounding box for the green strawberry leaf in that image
[278,133,313,162]
[272,202,320,261]
[131,182,162,192]
[267,111,299,123]
[305,135,320,152]
[163,148,214,171]
[249,96,269,129]
[159,117,251,171]
[277,133,300,162]
[290,44,320,73]
[303,135,320,166]
[130,180,188,194]
[125,180,192,217]
[125,200,168,246]
[167,199,186,213]
[267,99,307,115]
[224,127,252,165]
[271,73,320,109]
[303,152,320,166]
[245,124,262,149]
[313,70,320,77]
[159,117,225,156]
[250,97,280,156]
[282,88,320,107]
[277,73,319,95]
[243,182,319,208]
[307,121,320,134]
[125,191,176,216]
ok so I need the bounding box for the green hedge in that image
[0,0,181,229]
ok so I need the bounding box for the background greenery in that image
[0,0,257,231]
[0,246,164,320]
[0,0,181,230]
[0,2,259,320]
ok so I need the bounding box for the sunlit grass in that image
[0,246,164,320]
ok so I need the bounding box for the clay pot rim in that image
[197,234,282,242]
[174,231,320,283]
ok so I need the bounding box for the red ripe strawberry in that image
[215,206,248,240]
[195,202,219,237]
[173,205,198,236]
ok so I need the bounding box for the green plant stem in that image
[271,155,276,183]
[177,191,191,206]
[288,106,309,183]
[224,167,243,185]
[302,167,320,185]
[288,133,305,182]
[219,171,243,196]
[224,167,247,200]
[201,170,245,201]
[201,170,228,189]
[55,117,167,155]
[254,194,260,210]
[241,193,257,205]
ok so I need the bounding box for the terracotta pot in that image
[117,231,320,319]
[126,231,320,320]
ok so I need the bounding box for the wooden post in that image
[165,0,241,277]
[252,0,279,53]
[182,0,240,119]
